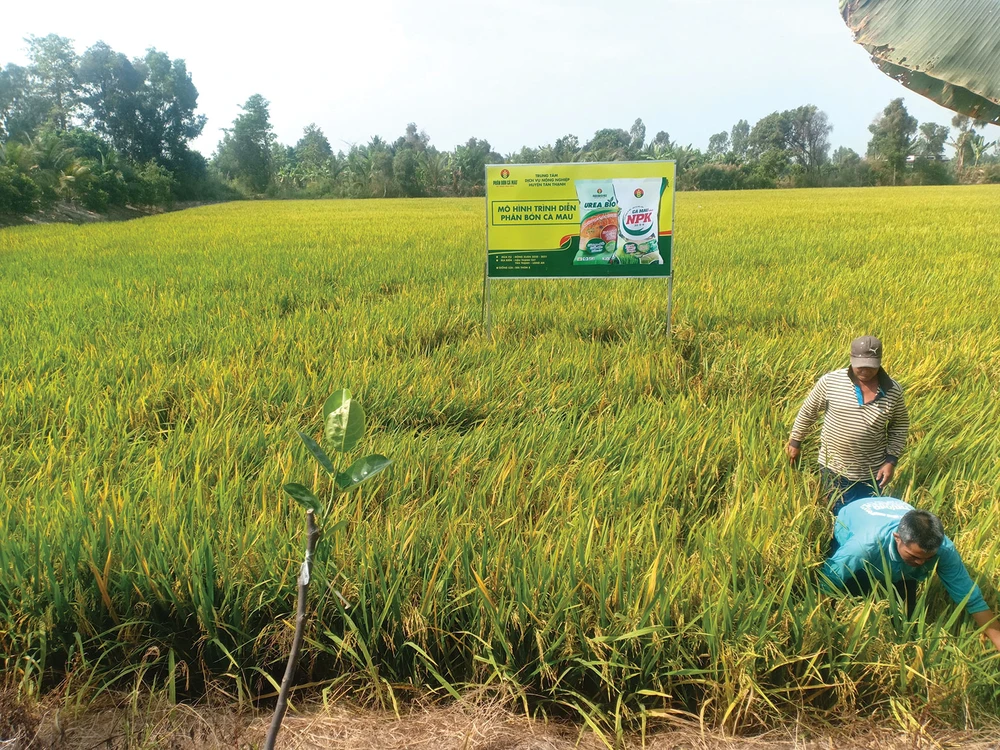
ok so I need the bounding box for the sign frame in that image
[482,160,676,335]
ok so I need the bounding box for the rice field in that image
[2,187,1000,734]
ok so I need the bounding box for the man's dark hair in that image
[897,510,944,553]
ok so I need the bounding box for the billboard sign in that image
[485,161,676,279]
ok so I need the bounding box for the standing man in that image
[786,335,909,514]
[822,497,1000,652]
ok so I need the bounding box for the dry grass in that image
[6,696,998,750]
[0,689,41,750]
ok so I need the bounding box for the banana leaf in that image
[841,0,1000,124]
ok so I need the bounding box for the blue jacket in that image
[822,497,987,614]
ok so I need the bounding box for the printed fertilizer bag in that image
[611,178,665,265]
[573,180,618,265]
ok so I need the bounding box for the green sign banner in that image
[485,162,676,279]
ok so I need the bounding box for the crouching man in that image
[822,497,1000,651]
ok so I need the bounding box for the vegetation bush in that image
[978,164,1000,184]
[129,161,176,207]
[688,163,744,191]
[0,165,40,213]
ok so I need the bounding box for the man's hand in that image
[875,462,895,489]
[989,628,1000,653]
[786,443,801,465]
[971,610,1000,652]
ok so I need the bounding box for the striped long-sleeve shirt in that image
[789,367,909,482]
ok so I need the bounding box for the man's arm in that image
[821,537,873,593]
[885,387,909,465]
[787,376,829,462]
[935,543,990,614]
[929,545,999,652]
[875,387,909,488]
[971,610,1000,652]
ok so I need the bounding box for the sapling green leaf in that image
[297,430,335,474]
[283,483,322,517]
[328,519,349,535]
[324,389,365,453]
[269,390,389,750]
[335,454,393,491]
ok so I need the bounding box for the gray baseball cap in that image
[850,335,882,368]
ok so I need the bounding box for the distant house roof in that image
[906,154,951,163]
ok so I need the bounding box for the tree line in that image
[220,97,998,199]
[3,35,999,216]
[0,34,233,215]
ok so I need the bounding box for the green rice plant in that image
[2,188,1000,733]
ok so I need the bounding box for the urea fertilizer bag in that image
[612,178,665,264]
[572,179,618,265]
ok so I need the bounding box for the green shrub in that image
[981,164,1000,184]
[80,185,110,212]
[689,163,744,191]
[129,161,176,207]
[0,166,41,214]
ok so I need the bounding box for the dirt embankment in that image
[0,201,217,229]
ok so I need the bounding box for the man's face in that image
[853,365,879,383]
[893,533,936,567]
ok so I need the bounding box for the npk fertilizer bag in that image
[573,179,618,265]
[611,178,665,265]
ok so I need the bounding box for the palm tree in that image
[641,142,672,161]
[8,133,90,200]
[420,150,448,197]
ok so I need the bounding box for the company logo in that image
[500,169,510,179]
[623,206,654,236]
[634,188,644,198]
[597,188,603,194]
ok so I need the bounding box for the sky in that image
[3,0,998,158]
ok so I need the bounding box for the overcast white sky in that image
[3,0,998,157]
